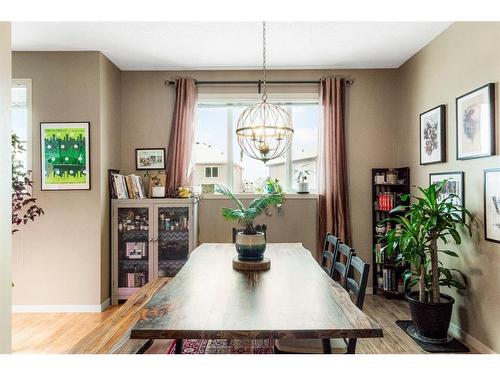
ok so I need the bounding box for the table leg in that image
[175,339,183,354]
[322,339,331,354]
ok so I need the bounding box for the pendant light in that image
[235,21,294,163]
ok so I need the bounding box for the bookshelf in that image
[372,167,410,299]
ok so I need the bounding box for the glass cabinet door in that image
[117,207,151,288]
[156,206,189,277]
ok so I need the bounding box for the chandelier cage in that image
[235,21,294,164]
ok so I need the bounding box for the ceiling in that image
[11,22,452,71]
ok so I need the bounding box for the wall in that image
[398,22,500,353]
[11,52,120,309]
[121,69,401,268]
[0,21,12,354]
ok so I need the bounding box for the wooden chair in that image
[321,233,340,276]
[275,255,370,354]
[232,224,267,243]
[331,243,354,289]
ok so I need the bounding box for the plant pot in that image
[297,182,309,194]
[406,291,455,343]
[235,232,266,261]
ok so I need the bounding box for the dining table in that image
[130,243,383,353]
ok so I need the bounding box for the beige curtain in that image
[166,78,198,192]
[318,76,352,259]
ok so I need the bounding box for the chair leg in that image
[322,339,331,354]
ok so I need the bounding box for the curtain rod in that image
[164,79,354,93]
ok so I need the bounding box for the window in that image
[193,100,319,193]
[11,79,32,172]
[205,166,219,178]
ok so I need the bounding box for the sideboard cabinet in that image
[111,198,198,304]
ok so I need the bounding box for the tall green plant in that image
[216,184,283,235]
[379,180,472,303]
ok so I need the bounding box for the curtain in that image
[166,78,198,192]
[318,76,352,259]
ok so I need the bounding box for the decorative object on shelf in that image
[484,168,500,243]
[420,105,446,165]
[135,148,166,170]
[385,169,398,184]
[217,184,282,263]
[456,83,495,160]
[235,21,293,163]
[429,172,465,221]
[378,181,473,343]
[295,166,312,194]
[374,172,385,184]
[12,133,44,234]
[40,122,90,190]
[178,186,192,198]
[147,172,166,198]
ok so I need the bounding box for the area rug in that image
[396,320,469,353]
[166,338,275,354]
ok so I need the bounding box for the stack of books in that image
[111,173,147,199]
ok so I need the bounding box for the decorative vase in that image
[297,182,309,194]
[235,232,266,261]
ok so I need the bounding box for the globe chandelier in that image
[236,21,294,163]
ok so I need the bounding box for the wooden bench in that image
[69,278,171,354]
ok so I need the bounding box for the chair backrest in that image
[321,233,340,276]
[344,255,370,354]
[331,243,354,289]
[232,225,267,243]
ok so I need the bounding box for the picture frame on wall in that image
[135,148,166,170]
[456,83,495,160]
[429,171,465,221]
[40,122,90,191]
[484,168,500,243]
[420,104,446,165]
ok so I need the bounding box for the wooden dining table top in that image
[130,243,383,340]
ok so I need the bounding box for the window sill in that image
[201,193,318,200]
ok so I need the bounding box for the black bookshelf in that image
[372,167,410,299]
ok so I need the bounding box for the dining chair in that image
[331,243,355,289]
[232,224,267,243]
[274,255,370,354]
[321,233,340,276]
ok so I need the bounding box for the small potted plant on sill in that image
[378,180,473,343]
[295,166,312,194]
[216,184,283,261]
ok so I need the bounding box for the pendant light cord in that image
[262,21,267,101]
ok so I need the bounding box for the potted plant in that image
[295,166,312,194]
[216,184,283,261]
[379,180,472,343]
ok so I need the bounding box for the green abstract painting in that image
[41,122,90,190]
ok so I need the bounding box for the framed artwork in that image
[40,122,90,190]
[420,105,446,165]
[456,83,495,160]
[136,148,166,170]
[484,169,500,243]
[429,171,465,221]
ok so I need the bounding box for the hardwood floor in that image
[11,295,469,354]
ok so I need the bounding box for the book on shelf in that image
[111,173,147,199]
[126,272,146,288]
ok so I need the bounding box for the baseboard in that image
[100,298,111,312]
[12,304,104,313]
[448,322,495,354]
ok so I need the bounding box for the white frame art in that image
[484,169,500,243]
[429,171,465,221]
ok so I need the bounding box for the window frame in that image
[196,92,320,193]
[12,78,33,171]
[204,166,219,178]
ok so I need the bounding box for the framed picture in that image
[420,105,446,165]
[40,122,90,190]
[429,171,465,221]
[456,83,495,160]
[136,148,166,170]
[484,169,500,243]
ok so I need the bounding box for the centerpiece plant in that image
[217,184,283,261]
[379,180,472,342]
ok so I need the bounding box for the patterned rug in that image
[167,338,275,354]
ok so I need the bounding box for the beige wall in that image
[121,69,401,272]
[0,22,12,354]
[398,22,500,352]
[12,52,120,307]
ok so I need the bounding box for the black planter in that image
[406,291,455,343]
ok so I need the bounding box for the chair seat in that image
[275,338,347,354]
